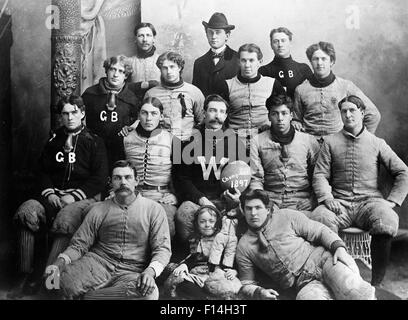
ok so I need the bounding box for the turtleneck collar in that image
[309,71,336,88]
[135,123,162,138]
[136,45,156,59]
[237,72,261,84]
[161,76,184,89]
[272,55,293,65]
[103,77,125,92]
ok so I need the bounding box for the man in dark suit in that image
[192,12,239,97]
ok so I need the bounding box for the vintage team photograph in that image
[0,0,407,304]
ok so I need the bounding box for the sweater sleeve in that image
[307,134,321,179]
[301,63,313,80]
[249,134,264,190]
[38,140,57,198]
[128,96,141,125]
[193,87,205,126]
[70,136,108,201]
[173,161,206,203]
[235,241,264,299]
[172,135,207,203]
[63,204,107,261]
[290,210,345,252]
[378,139,408,206]
[148,203,172,270]
[258,64,270,77]
[266,79,286,109]
[292,87,304,123]
[312,141,335,204]
[110,135,126,165]
[271,79,286,97]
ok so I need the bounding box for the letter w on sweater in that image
[197,156,229,180]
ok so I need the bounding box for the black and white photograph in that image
[0,0,408,306]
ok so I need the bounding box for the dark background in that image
[0,0,140,271]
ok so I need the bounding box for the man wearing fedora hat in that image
[192,12,240,97]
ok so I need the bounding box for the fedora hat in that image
[202,12,235,30]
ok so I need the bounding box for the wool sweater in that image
[39,126,108,201]
[236,209,344,294]
[82,78,140,167]
[172,125,248,204]
[129,53,161,83]
[217,73,286,131]
[114,126,174,187]
[250,129,320,193]
[259,56,313,99]
[313,128,408,205]
[82,78,140,141]
[63,194,171,274]
[144,82,205,141]
[293,76,381,136]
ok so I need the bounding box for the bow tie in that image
[211,51,225,59]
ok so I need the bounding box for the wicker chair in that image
[339,227,372,269]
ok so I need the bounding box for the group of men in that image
[8,12,408,300]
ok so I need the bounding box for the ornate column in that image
[50,0,82,131]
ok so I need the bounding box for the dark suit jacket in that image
[192,46,240,97]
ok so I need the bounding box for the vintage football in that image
[220,160,251,193]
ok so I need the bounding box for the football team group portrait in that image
[1,0,408,301]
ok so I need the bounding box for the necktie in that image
[248,214,271,253]
[178,93,187,118]
[106,91,116,111]
[64,133,73,153]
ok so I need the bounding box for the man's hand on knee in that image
[324,199,344,215]
[137,267,156,296]
[333,247,359,274]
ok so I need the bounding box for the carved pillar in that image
[51,0,82,131]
